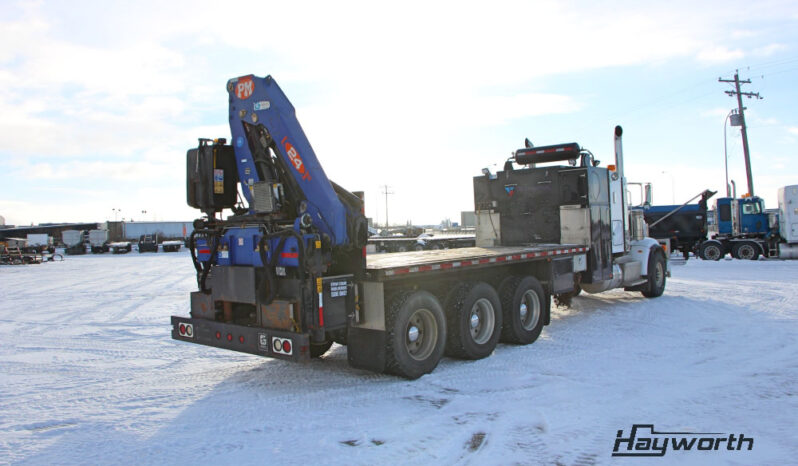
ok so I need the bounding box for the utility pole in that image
[719,70,762,197]
[382,185,394,228]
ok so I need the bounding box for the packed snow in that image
[1,252,797,465]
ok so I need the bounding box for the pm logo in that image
[236,76,254,99]
[612,424,753,458]
[505,184,517,197]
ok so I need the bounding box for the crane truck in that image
[171,75,668,379]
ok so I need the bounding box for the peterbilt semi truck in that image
[171,75,667,379]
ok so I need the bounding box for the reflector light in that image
[177,322,194,338]
[227,333,233,342]
[271,337,293,356]
[239,336,245,343]
[216,331,221,339]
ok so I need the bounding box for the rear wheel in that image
[310,341,333,358]
[732,242,760,260]
[444,282,502,360]
[699,241,723,261]
[641,248,666,298]
[385,291,446,379]
[499,276,547,344]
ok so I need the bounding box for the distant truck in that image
[62,230,86,255]
[698,185,798,260]
[25,234,54,254]
[89,229,109,253]
[138,234,159,253]
[639,189,716,260]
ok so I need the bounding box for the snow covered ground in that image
[1,252,797,465]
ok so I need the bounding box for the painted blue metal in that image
[226,74,349,246]
[195,231,304,268]
[716,197,769,236]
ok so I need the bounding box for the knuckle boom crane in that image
[173,75,668,379]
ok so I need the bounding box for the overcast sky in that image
[1,0,797,227]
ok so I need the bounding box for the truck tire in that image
[732,241,760,260]
[413,244,425,251]
[699,240,723,261]
[499,276,547,345]
[310,341,333,358]
[641,247,666,298]
[385,290,446,379]
[444,282,502,360]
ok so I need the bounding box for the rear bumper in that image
[170,316,311,362]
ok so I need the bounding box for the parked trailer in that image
[25,234,54,254]
[109,242,132,254]
[62,230,86,255]
[369,234,476,252]
[171,75,667,379]
[89,230,109,253]
[162,240,183,252]
[122,221,193,241]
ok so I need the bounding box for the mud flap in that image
[346,327,386,373]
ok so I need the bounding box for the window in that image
[719,204,731,222]
[742,201,762,215]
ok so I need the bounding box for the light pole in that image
[112,208,121,221]
[723,109,736,197]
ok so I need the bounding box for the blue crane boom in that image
[227,74,350,246]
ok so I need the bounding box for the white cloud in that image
[754,43,788,56]
[1,0,797,225]
[696,46,745,64]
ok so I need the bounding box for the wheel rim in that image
[519,290,541,331]
[704,245,720,260]
[405,308,438,361]
[654,261,664,287]
[738,244,755,260]
[468,298,496,345]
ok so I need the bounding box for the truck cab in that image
[715,196,769,237]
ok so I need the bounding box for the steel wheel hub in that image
[520,290,540,331]
[405,308,438,361]
[407,326,419,342]
[469,298,495,345]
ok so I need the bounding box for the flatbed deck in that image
[366,244,587,280]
